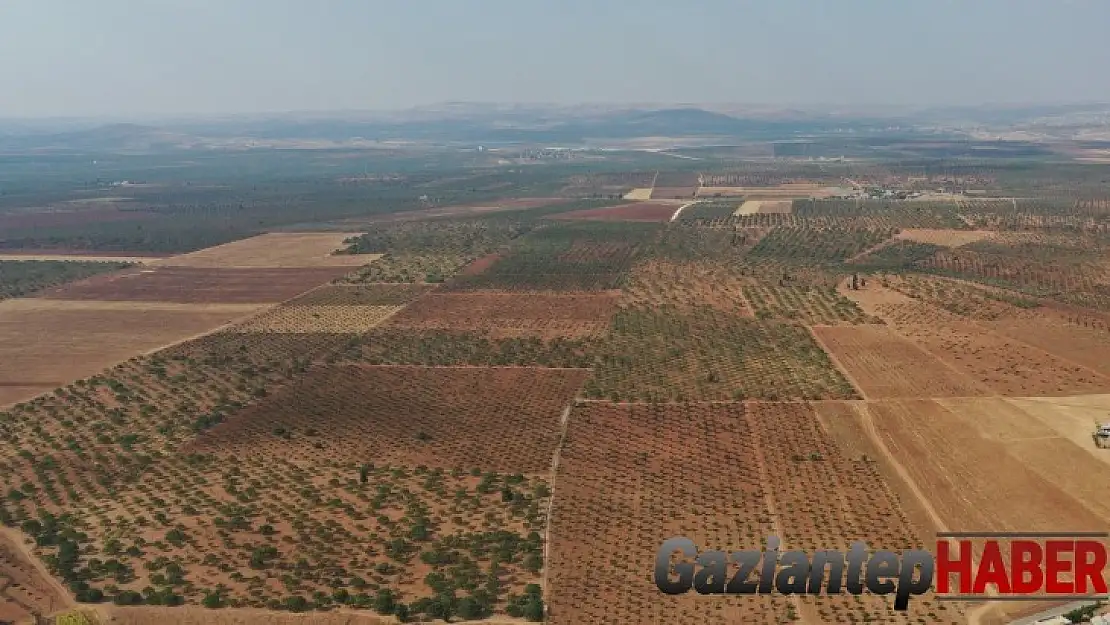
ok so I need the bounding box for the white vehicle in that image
[1095,423,1110,449]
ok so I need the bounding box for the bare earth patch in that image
[155,233,376,268]
[0,299,261,386]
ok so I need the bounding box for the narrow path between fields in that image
[541,401,575,618]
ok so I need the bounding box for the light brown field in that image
[812,324,990,398]
[987,313,1110,377]
[734,200,762,215]
[895,228,997,247]
[154,233,376,268]
[230,304,403,333]
[0,385,54,408]
[622,187,654,200]
[733,200,793,216]
[0,299,261,388]
[1003,394,1110,465]
[896,320,1110,396]
[866,399,1105,533]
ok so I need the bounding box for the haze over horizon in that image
[3,0,1110,118]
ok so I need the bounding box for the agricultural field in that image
[34,267,354,304]
[0,259,133,301]
[583,305,859,402]
[811,324,989,399]
[747,226,897,265]
[548,201,678,223]
[894,228,997,247]
[336,253,474,284]
[794,199,969,229]
[444,222,659,292]
[157,233,374,269]
[338,329,596,368]
[620,260,753,314]
[0,298,263,394]
[742,284,882,325]
[189,365,587,474]
[387,290,619,338]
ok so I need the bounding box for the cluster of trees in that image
[0,260,131,300]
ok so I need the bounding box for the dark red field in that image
[34,266,351,303]
[549,201,678,222]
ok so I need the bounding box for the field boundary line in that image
[541,401,575,617]
[805,325,869,401]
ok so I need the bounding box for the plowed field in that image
[811,325,989,398]
[35,267,352,303]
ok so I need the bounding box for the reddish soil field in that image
[896,320,1110,396]
[35,267,351,303]
[0,385,54,408]
[812,324,990,398]
[188,365,589,474]
[549,201,678,223]
[387,290,621,338]
[457,252,502,275]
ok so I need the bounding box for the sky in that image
[2,0,1109,118]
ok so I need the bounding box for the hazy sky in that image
[3,0,1109,117]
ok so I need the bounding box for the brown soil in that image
[0,300,260,386]
[988,313,1110,377]
[549,201,678,223]
[0,385,54,408]
[188,365,588,475]
[896,320,1110,396]
[867,399,1105,532]
[155,233,375,268]
[812,325,990,398]
[339,198,563,224]
[35,267,352,304]
[387,290,621,338]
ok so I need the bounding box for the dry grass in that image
[895,229,997,247]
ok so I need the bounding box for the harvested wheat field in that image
[649,186,698,200]
[622,187,654,200]
[155,233,376,268]
[863,399,1106,533]
[812,324,989,398]
[733,199,792,216]
[896,320,1110,396]
[895,228,997,247]
[387,290,621,338]
[0,299,260,386]
[189,365,588,475]
[548,201,679,223]
[35,266,353,304]
[1003,394,1110,465]
[734,200,762,215]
